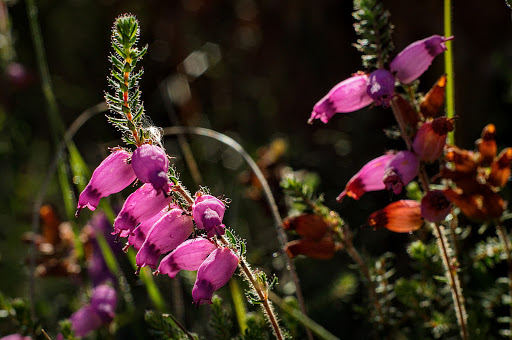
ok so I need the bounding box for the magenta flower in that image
[135,208,194,269]
[309,35,452,124]
[157,237,217,278]
[383,151,419,194]
[421,190,452,223]
[113,183,173,237]
[0,335,31,340]
[192,247,239,305]
[70,284,117,337]
[131,144,173,195]
[76,149,136,216]
[125,208,168,252]
[192,194,226,238]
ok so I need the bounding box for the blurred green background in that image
[1,0,511,338]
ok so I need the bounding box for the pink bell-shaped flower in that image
[309,73,373,124]
[135,208,194,270]
[383,151,419,194]
[131,144,173,195]
[157,237,217,278]
[192,247,239,305]
[125,208,168,252]
[390,35,453,84]
[192,194,226,238]
[76,149,136,216]
[113,183,173,237]
[69,284,117,337]
[337,153,395,201]
[366,69,395,107]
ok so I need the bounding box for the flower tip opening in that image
[336,190,347,202]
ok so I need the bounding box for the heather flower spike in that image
[192,247,239,306]
[76,149,136,216]
[192,194,226,238]
[157,237,217,278]
[113,183,173,237]
[131,144,173,195]
[368,200,423,233]
[309,35,452,124]
[135,208,194,270]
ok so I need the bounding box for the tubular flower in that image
[192,194,226,238]
[337,154,394,201]
[476,124,497,166]
[338,151,418,201]
[76,149,136,216]
[413,117,455,162]
[283,214,329,241]
[69,284,117,338]
[421,190,452,223]
[192,247,239,305]
[135,208,194,270]
[131,144,173,195]
[113,183,173,237]
[125,208,168,252]
[309,35,452,123]
[368,200,423,233]
[488,148,512,188]
[383,151,420,194]
[157,237,217,278]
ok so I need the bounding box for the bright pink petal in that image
[337,154,395,201]
[135,208,194,269]
[383,151,419,194]
[192,247,239,305]
[157,237,217,278]
[113,184,173,237]
[131,144,173,195]
[126,208,168,252]
[76,149,136,215]
[390,35,452,84]
[192,195,226,238]
[309,74,373,124]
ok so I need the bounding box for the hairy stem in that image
[496,222,512,336]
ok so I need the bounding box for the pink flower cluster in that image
[77,144,239,306]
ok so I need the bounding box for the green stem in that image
[444,0,455,144]
[229,279,248,333]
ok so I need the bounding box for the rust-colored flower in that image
[368,200,423,233]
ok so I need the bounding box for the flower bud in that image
[113,184,173,237]
[420,75,447,118]
[421,190,451,223]
[390,35,453,84]
[192,194,226,238]
[366,69,395,107]
[135,208,194,269]
[192,247,239,305]
[368,200,423,233]
[488,148,512,188]
[157,237,217,278]
[76,149,136,216]
[413,117,455,162]
[131,144,173,195]
[309,74,373,124]
[476,124,497,166]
